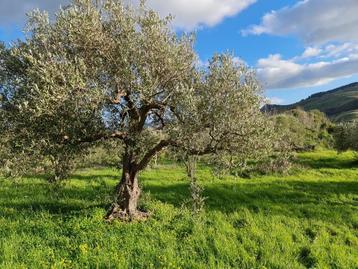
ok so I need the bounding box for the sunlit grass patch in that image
[0,150,357,268]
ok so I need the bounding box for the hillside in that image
[263,82,358,122]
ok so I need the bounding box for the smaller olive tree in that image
[272,108,333,152]
[170,55,279,162]
[333,121,358,153]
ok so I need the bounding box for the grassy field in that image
[0,150,357,268]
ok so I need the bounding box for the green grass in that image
[0,150,357,268]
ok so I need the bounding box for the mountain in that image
[263,82,358,122]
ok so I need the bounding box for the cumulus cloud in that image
[142,0,256,30]
[301,47,321,58]
[257,53,358,89]
[243,0,358,45]
[243,0,358,90]
[321,43,358,59]
[0,0,255,30]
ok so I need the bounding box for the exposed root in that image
[105,204,150,222]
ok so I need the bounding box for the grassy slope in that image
[265,83,358,122]
[0,151,357,269]
[334,109,358,122]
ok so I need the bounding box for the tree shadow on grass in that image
[0,169,120,220]
[1,170,357,225]
[0,180,113,218]
[69,174,118,181]
[0,201,109,218]
[145,180,358,224]
[296,155,358,169]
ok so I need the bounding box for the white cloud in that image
[243,0,358,90]
[267,96,285,105]
[243,0,358,45]
[301,47,321,58]
[321,43,358,59]
[257,53,358,89]
[0,0,256,30]
[143,0,256,30]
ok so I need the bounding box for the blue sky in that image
[1,0,358,104]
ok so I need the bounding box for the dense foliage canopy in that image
[333,121,358,153]
[0,0,280,219]
[272,108,333,151]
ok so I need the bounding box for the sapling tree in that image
[0,46,7,172]
[1,0,278,220]
[184,154,206,215]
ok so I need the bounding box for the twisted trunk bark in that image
[105,151,149,221]
[106,167,148,221]
[116,169,140,215]
[105,139,171,221]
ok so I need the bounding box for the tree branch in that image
[136,102,165,132]
[152,110,165,130]
[124,91,140,120]
[136,139,172,171]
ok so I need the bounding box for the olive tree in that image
[1,0,278,220]
[272,109,333,152]
[333,121,358,153]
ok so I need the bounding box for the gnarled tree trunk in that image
[117,169,140,214]
[106,169,147,221]
[105,151,148,221]
[105,140,171,221]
